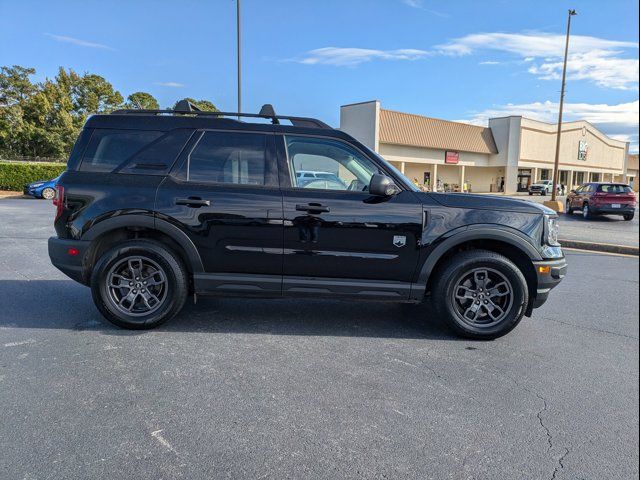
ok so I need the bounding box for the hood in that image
[425,192,555,215]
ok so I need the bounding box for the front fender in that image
[415,225,542,287]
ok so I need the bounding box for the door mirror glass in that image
[369,174,400,196]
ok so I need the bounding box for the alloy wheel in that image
[106,256,168,316]
[451,267,514,328]
[42,188,55,200]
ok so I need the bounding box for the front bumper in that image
[48,236,91,284]
[531,257,568,309]
[23,185,38,197]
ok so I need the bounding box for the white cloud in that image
[295,47,431,66]
[479,60,501,65]
[44,33,114,50]
[400,0,449,17]
[460,100,639,151]
[155,82,185,88]
[437,32,639,90]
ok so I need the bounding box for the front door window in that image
[285,135,379,192]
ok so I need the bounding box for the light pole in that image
[236,0,242,117]
[551,9,577,203]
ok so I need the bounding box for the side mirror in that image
[369,173,400,196]
[570,189,576,194]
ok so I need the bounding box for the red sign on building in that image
[445,151,460,164]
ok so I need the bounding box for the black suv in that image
[48,101,567,339]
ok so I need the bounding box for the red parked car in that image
[566,183,636,221]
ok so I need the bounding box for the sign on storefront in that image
[578,140,588,161]
[445,151,459,164]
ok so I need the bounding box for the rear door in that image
[155,129,283,294]
[276,134,423,300]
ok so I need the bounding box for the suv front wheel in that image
[90,239,188,329]
[432,250,529,339]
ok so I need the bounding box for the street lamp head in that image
[568,9,577,15]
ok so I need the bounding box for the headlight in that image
[30,182,44,188]
[544,215,560,247]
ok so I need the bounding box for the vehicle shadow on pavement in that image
[0,280,458,340]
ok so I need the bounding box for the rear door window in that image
[184,131,271,186]
[80,129,163,172]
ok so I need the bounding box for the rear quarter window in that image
[80,129,163,172]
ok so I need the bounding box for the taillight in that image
[53,185,64,220]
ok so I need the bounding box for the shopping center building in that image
[340,100,633,194]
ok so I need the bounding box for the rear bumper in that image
[590,205,635,215]
[531,257,568,309]
[48,237,91,284]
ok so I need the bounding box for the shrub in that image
[0,162,67,191]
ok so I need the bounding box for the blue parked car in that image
[23,174,61,199]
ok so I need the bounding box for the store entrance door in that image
[517,169,532,192]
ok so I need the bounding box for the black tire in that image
[582,203,592,220]
[566,200,573,215]
[623,213,634,221]
[432,250,529,339]
[41,187,55,200]
[528,192,533,196]
[90,239,188,329]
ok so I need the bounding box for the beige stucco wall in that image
[519,118,627,174]
[379,143,491,166]
[340,101,379,151]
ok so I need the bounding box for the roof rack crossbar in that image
[110,107,331,129]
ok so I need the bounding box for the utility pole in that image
[236,0,242,118]
[551,9,577,203]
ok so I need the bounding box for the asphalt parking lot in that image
[1,198,638,480]
[508,194,639,248]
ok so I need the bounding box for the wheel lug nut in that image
[143,281,147,285]
[132,289,137,293]
[475,301,480,305]
[129,282,133,286]
[484,300,488,304]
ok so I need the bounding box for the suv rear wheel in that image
[90,240,188,329]
[432,250,529,339]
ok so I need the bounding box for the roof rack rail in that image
[111,101,332,129]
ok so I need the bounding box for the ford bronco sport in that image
[48,101,567,339]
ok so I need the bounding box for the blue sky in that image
[1,0,638,150]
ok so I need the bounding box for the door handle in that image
[176,197,210,208]
[295,203,330,213]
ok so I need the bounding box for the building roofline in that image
[381,107,491,133]
[340,100,380,108]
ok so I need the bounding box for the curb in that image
[560,239,639,256]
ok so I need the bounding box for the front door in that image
[156,130,283,294]
[277,134,423,300]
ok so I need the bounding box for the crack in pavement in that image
[540,316,639,341]
[535,392,571,480]
[551,447,570,480]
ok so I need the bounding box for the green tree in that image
[125,92,159,110]
[0,65,125,159]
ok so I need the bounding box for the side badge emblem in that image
[393,235,406,248]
